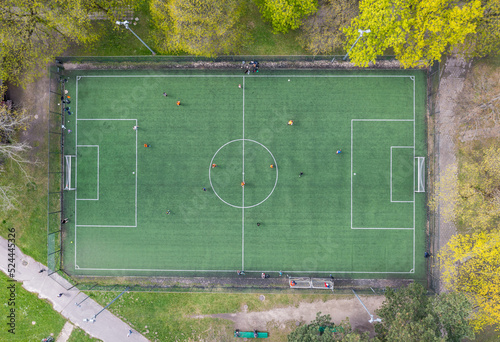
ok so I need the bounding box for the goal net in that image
[416,157,425,192]
[289,277,312,289]
[311,278,334,291]
[64,155,76,190]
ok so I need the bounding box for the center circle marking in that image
[209,139,278,209]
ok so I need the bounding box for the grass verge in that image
[0,272,66,341]
[67,327,102,342]
[0,149,48,264]
[89,291,333,341]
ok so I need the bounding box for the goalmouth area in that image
[58,67,427,281]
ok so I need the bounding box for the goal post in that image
[416,157,425,192]
[64,155,76,190]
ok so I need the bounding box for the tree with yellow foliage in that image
[462,0,500,58]
[440,231,500,331]
[343,0,483,67]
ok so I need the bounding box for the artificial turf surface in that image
[61,69,427,280]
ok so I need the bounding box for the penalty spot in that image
[354,173,356,175]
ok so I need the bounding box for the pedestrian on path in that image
[58,293,64,297]
[128,329,133,337]
[39,269,45,273]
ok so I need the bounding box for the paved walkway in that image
[0,237,149,342]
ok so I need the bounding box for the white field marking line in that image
[76,225,137,228]
[412,76,416,271]
[74,267,414,274]
[390,146,414,203]
[74,77,80,270]
[74,73,418,274]
[76,118,136,121]
[79,75,414,79]
[351,120,415,230]
[209,139,278,209]
[74,77,79,268]
[75,145,99,200]
[241,79,245,269]
[135,118,138,226]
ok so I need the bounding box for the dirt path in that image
[7,73,51,161]
[433,57,470,293]
[194,295,384,337]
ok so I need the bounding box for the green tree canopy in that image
[375,283,474,342]
[0,0,140,86]
[462,0,500,58]
[150,0,245,56]
[343,0,483,67]
[287,312,370,341]
[255,0,318,34]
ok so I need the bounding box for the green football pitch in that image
[61,69,427,280]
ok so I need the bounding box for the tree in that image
[298,0,358,55]
[375,283,474,341]
[150,0,245,56]
[343,0,483,67]
[287,312,371,341]
[462,0,500,58]
[456,64,500,134]
[0,86,33,211]
[0,0,96,86]
[440,231,500,332]
[255,0,318,34]
[0,0,141,86]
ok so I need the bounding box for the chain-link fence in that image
[56,55,397,65]
[48,56,425,294]
[426,61,441,293]
[47,64,65,274]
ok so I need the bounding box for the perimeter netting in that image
[64,155,76,190]
[416,157,425,192]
